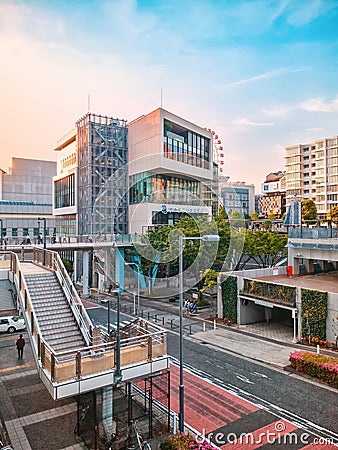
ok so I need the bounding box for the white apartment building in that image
[285,135,338,218]
[128,108,216,233]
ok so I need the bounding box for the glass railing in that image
[288,227,338,239]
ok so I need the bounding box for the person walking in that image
[16,334,25,360]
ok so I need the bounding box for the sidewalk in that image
[0,332,86,450]
[192,326,297,369]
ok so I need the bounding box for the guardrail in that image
[39,324,166,383]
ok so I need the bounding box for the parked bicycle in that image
[131,421,151,450]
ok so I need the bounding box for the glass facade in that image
[163,119,210,169]
[54,174,75,209]
[130,173,201,205]
[153,211,199,225]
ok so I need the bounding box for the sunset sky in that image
[1,0,338,190]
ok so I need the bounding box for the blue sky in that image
[1,0,338,190]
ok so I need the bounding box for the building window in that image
[54,173,75,209]
[130,173,201,205]
[163,119,210,169]
[12,228,18,237]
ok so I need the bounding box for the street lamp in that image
[125,262,140,314]
[0,219,3,249]
[178,234,220,433]
[107,282,122,383]
[38,217,47,265]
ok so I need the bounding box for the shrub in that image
[160,433,213,450]
[289,351,338,387]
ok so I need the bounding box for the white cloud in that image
[286,0,326,26]
[264,94,338,117]
[231,118,274,127]
[223,67,310,88]
[300,96,338,112]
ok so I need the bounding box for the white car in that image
[0,316,25,334]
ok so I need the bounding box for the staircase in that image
[24,272,86,352]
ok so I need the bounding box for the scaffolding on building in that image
[77,113,128,236]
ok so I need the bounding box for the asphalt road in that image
[168,333,338,441]
[86,304,338,444]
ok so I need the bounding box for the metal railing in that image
[10,252,50,361]
[288,227,338,239]
[32,248,93,344]
[7,251,167,387]
[0,233,142,248]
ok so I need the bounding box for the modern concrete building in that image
[285,135,338,218]
[0,157,56,241]
[128,108,217,233]
[219,180,255,217]
[258,171,286,218]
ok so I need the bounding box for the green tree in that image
[233,230,287,269]
[62,258,73,274]
[327,206,338,223]
[250,211,259,220]
[201,268,219,290]
[301,199,317,223]
[230,210,244,229]
[262,219,272,231]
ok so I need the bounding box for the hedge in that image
[221,275,237,322]
[241,279,296,307]
[160,434,213,450]
[289,351,338,387]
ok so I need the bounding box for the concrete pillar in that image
[105,248,113,283]
[287,246,294,268]
[102,386,116,441]
[115,248,125,290]
[74,251,79,283]
[293,258,300,276]
[83,251,89,295]
[308,259,314,275]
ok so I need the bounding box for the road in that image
[86,302,338,447]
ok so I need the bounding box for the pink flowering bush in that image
[289,351,338,387]
[160,433,214,450]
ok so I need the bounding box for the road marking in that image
[170,358,338,445]
[251,371,269,379]
[234,373,254,384]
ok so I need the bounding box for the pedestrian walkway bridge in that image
[0,249,168,400]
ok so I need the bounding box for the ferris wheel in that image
[205,128,225,176]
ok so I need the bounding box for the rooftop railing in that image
[288,227,338,239]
